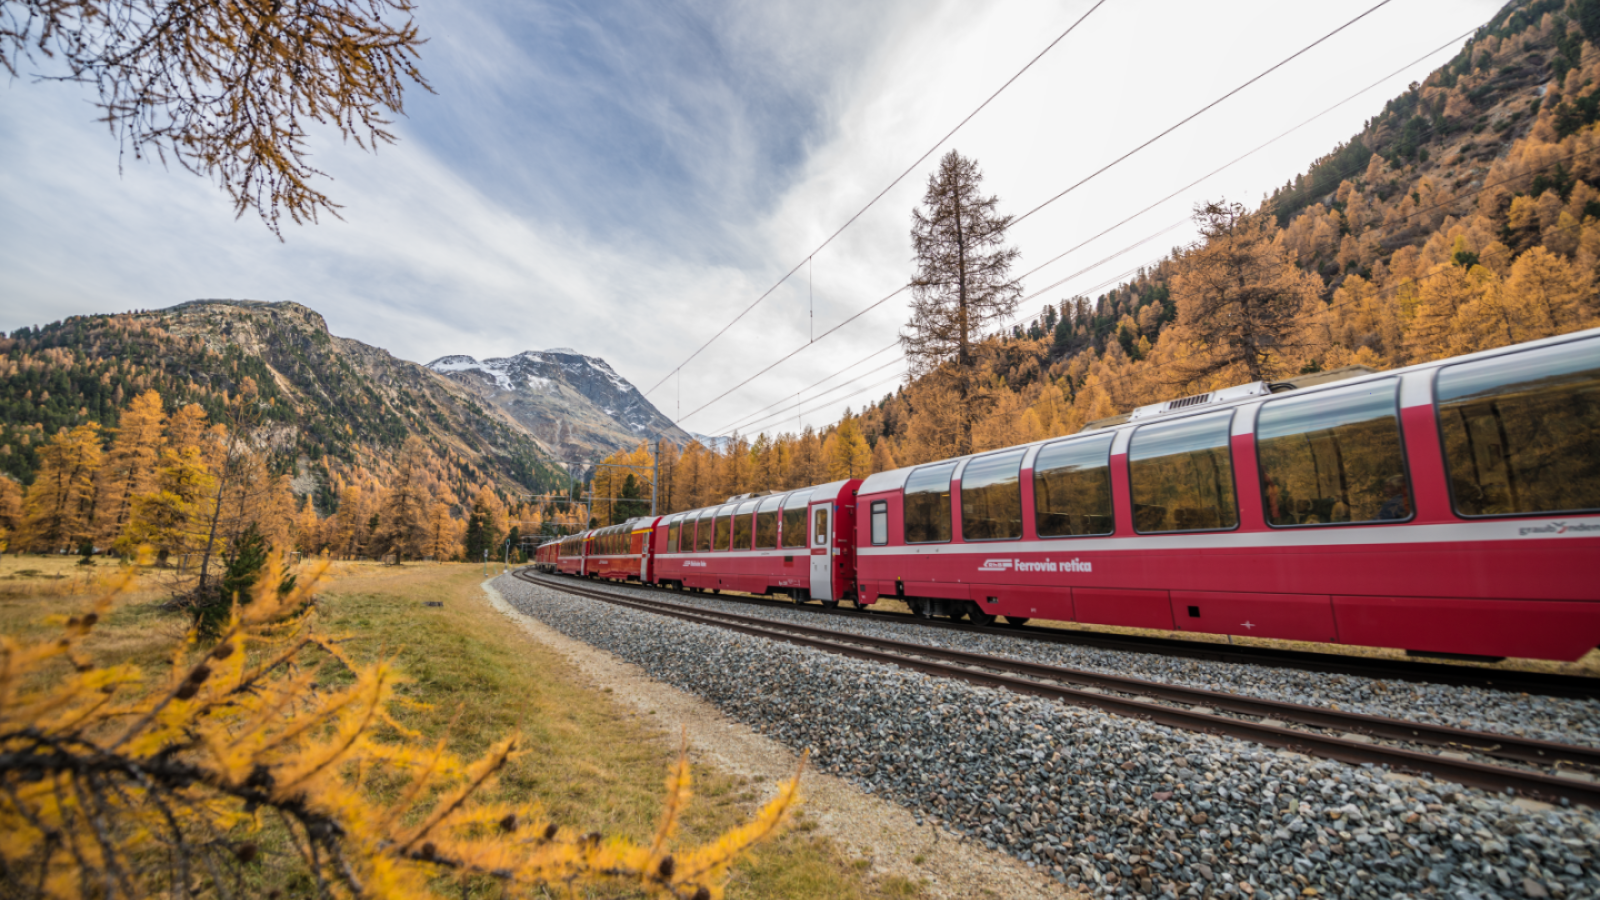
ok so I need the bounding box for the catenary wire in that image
[718,354,912,437]
[1009,0,1398,229]
[1010,25,1481,287]
[680,21,1557,433]
[671,3,1421,426]
[640,0,1111,399]
[711,340,902,435]
[722,135,1597,438]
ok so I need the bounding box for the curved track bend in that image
[513,568,1600,808]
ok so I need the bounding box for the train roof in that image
[658,479,858,522]
[858,327,1600,495]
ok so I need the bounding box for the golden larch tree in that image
[19,423,104,552]
[92,389,167,545]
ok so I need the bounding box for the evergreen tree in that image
[903,150,1022,456]
[463,511,490,561]
[618,474,648,520]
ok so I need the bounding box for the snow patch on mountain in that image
[426,348,693,461]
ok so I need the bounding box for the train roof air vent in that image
[1128,381,1271,422]
[1168,392,1213,410]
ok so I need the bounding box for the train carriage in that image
[650,480,859,604]
[855,328,1600,661]
[555,531,588,576]
[586,517,661,583]
[534,540,560,573]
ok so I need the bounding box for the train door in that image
[810,503,833,601]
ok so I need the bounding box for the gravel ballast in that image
[547,577,1600,749]
[498,575,1599,900]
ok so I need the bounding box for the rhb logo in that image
[979,558,1092,574]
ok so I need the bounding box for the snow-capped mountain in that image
[426,349,692,462]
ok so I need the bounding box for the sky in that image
[1,0,1507,440]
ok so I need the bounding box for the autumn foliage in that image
[0,560,799,898]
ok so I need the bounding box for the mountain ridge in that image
[424,347,692,464]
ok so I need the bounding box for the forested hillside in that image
[0,301,566,501]
[590,0,1600,522]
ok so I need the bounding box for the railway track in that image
[513,568,1600,808]
[536,568,1600,700]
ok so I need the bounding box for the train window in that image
[961,449,1025,541]
[667,518,681,552]
[1256,380,1407,527]
[904,462,956,543]
[714,508,733,551]
[780,491,812,549]
[813,505,830,546]
[1129,411,1238,533]
[1034,434,1115,537]
[1437,336,1600,517]
[733,500,759,549]
[755,495,783,549]
[695,510,714,552]
[870,500,888,545]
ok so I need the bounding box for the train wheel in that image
[1004,616,1030,627]
[908,598,932,619]
[945,606,966,623]
[966,604,996,627]
[821,599,839,609]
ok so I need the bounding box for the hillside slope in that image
[0,300,567,503]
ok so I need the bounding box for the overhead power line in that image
[668,2,1409,427]
[712,127,1591,439]
[1010,0,1397,229]
[641,0,1111,398]
[712,340,901,435]
[675,283,911,423]
[1010,24,1480,288]
[717,354,910,437]
[673,12,1536,440]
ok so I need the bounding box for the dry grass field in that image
[0,555,924,899]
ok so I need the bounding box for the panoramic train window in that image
[904,462,957,543]
[1129,411,1238,533]
[733,500,759,549]
[1256,380,1407,526]
[714,507,733,551]
[695,509,714,552]
[1034,433,1115,537]
[870,500,888,545]
[780,491,812,549]
[755,495,783,549]
[667,517,681,552]
[961,449,1025,541]
[1437,336,1600,517]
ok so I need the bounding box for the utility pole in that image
[503,538,510,574]
[651,437,659,516]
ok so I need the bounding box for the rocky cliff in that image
[426,349,692,463]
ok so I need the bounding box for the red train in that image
[535,329,1600,661]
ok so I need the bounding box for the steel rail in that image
[539,569,1600,700]
[514,569,1600,808]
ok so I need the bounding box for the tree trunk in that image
[954,177,971,457]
